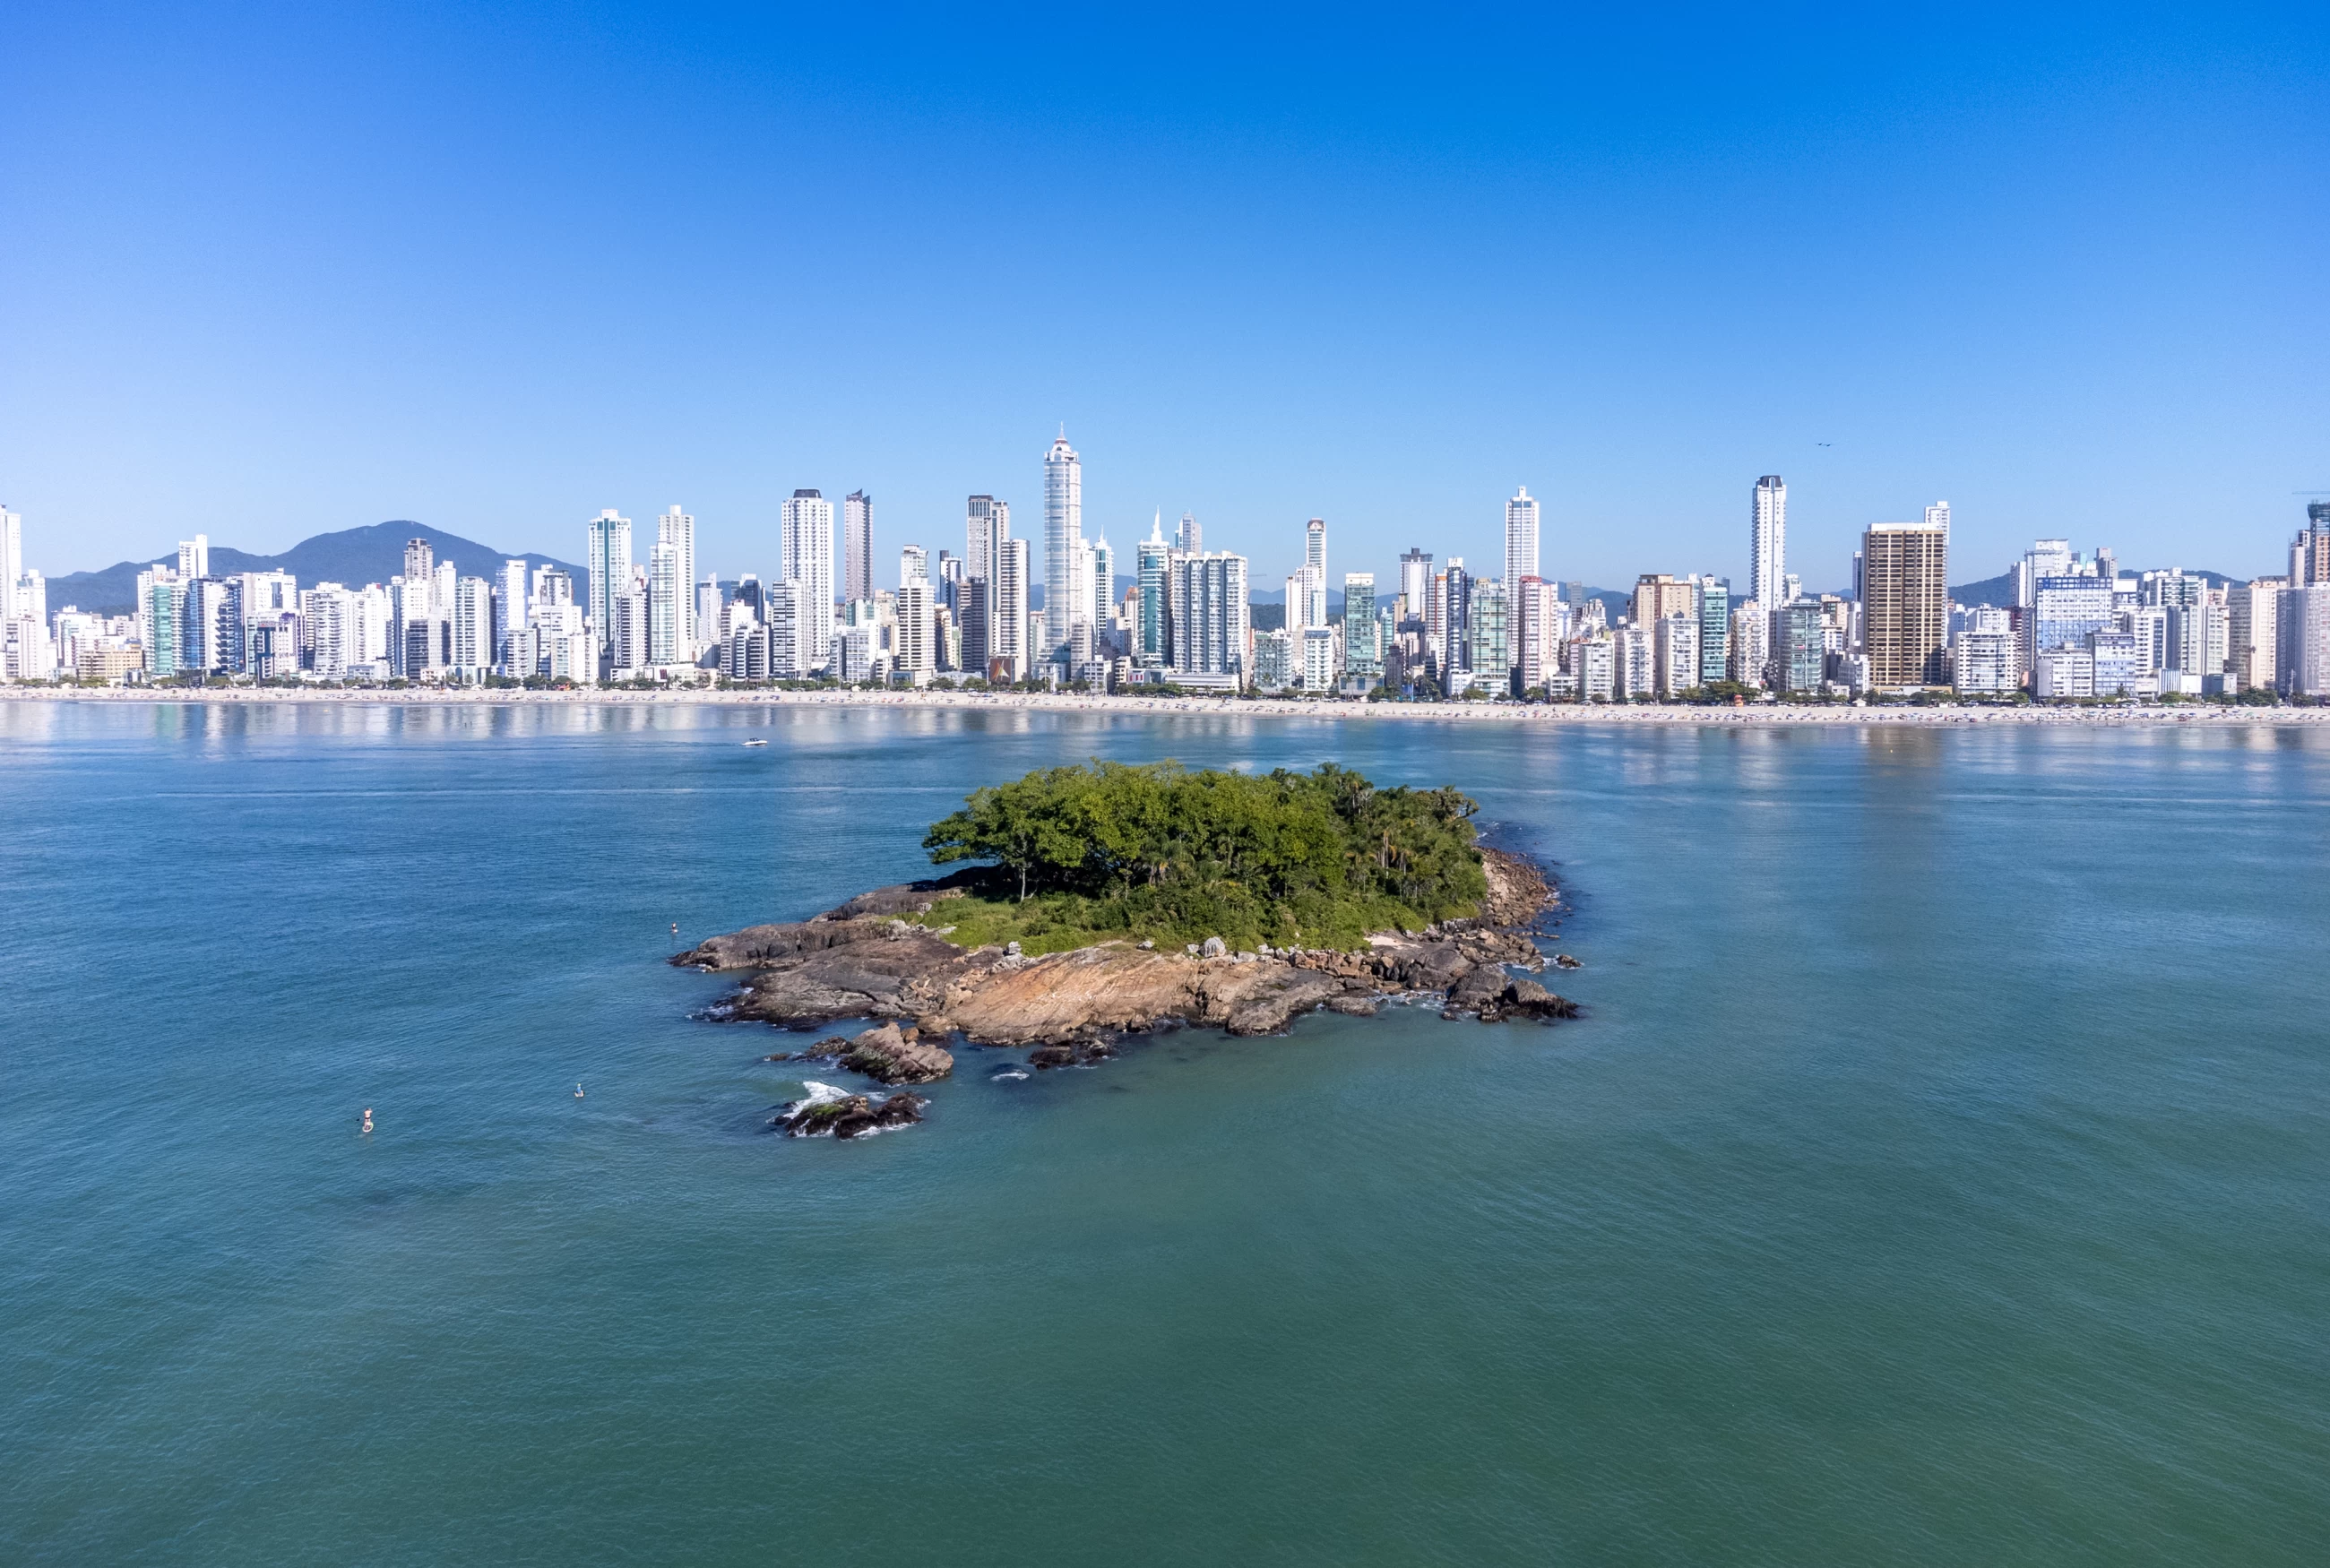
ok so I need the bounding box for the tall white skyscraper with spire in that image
[1503,487,1539,590]
[781,489,835,670]
[1043,432,1083,656]
[1752,476,1788,608]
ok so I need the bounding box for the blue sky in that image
[4,2,2325,591]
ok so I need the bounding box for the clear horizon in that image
[4,4,2324,590]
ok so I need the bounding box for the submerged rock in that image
[774,1083,928,1138]
[1027,1039,1115,1070]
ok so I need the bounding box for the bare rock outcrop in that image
[678,845,1576,1067]
[1479,847,1558,928]
[839,1022,954,1084]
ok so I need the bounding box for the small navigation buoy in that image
[574,1082,585,1098]
[361,1107,374,1134]
[670,922,679,938]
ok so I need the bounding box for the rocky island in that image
[677,762,1575,1135]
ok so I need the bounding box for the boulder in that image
[1202,935,1227,958]
[1500,977,1581,1021]
[775,1089,928,1138]
[1445,963,1510,1015]
[764,1035,851,1063]
[1028,1039,1115,1070]
[839,1022,955,1084]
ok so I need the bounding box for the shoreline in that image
[4,685,2326,726]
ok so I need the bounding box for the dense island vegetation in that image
[913,761,1490,955]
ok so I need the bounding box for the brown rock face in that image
[839,1022,955,1084]
[1479,848,1557,927]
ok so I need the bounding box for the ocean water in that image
[4,701,2327,1566]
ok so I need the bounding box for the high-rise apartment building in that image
[781,490,835,671]
[1504,487,1540,594]
[965,495,1010,582]
[2280,583,2330,695]
[1043,433,1083,656]
[0,509,21,623]
[2293,504,2330,587]
[991,537,1030,683]
[494,559,529,671]
[1343,573,1379,677]
[1770,599,1827,693]
[1177,513,1201,555]
[1301,625,1338,692]
[1091,536,1114,636]
[2229,577,2285,692]
[1400,549,1432,615]
[647,542,683,667]
[2029,574,2114,677]
[1468,578,1508,692]
[763,580,806,679]
[958,578,992,676]
[658,506,696,657]
[1690,578,1730,685]
[1305,518,1327,583]
[586,511,631,663]
[1924,500,1952,536]
[1751,477,1787,610]
[451,576,494,673]
[1860,522,1950,688]
[403,538,436,606]
[1440,559,1473,682]
[1953,607,2018,694]
[842,492,873,605]
[1729,599,1768,686]
[1513,576,1558,694]
[896,577,933,681]
[1286,566,1325,633]
[2014,539,2075,608]
[1135,518,1170,665]
[179,533,211,583]
[1168,551,1250,680]
[1654,614,1700,698]
[1630,573,1693,629]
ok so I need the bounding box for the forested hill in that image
[44,521,588,615]
[917,761,1491,952]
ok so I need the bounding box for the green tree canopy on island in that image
[917,761,1489,953]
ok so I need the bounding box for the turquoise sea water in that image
[4,702,2327,1565]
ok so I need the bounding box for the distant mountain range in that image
[42,524,2236,621]
[1947,568,2235,607]
[46,521,590,616]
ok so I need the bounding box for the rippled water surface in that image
[4,702,2327,1565]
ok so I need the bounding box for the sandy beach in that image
[5,685,2324,726]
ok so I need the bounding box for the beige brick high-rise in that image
[1861,522,1949,688]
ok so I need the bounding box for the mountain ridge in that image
[43,521,591,616]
